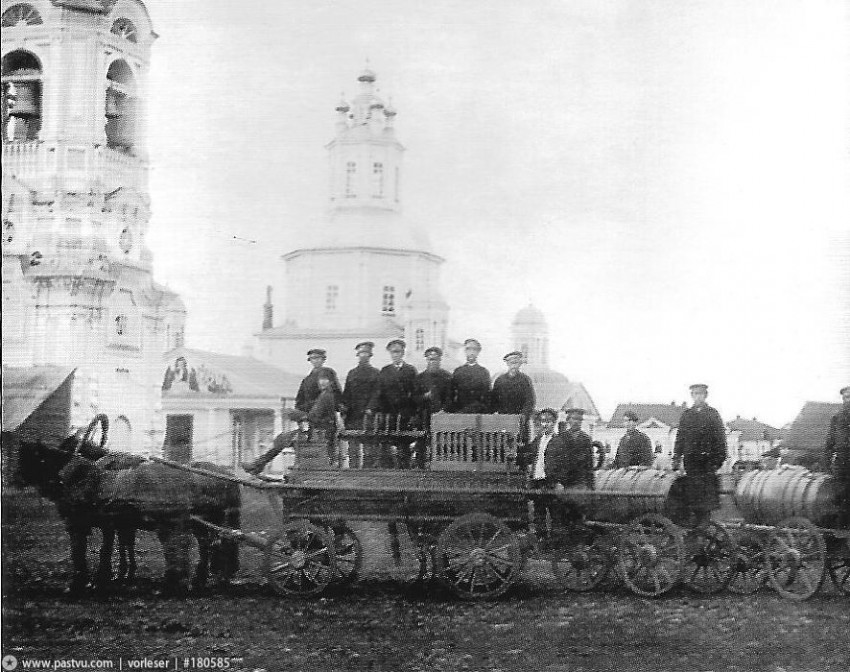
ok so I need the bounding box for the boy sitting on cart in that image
[517,408,595,540]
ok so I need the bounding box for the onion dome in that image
[512,304,548,329]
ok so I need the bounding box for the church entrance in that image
[164,414,193,463]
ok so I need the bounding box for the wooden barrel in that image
[733,466,838,526]
[584,467,688,524]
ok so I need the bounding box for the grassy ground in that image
[2,487,847,672]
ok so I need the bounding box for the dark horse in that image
[16,414,240,593]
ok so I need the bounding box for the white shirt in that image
[532,433,553,480]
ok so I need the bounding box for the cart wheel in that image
[550,526,611,592]
[323,523,362,585]
[264,522,336,597]
[765,517,825,601]
[617,513,684,597]
[728,530,768,595]
[683,522,736,594]
[436,513,521,600]
[827,537,850,596]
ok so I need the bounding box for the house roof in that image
[608,403,688,429]
[727,416,781,442]
[782,401,843,452]
[2,366,75,446]
[162,348,303,399]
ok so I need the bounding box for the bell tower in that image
[1,0,185,453]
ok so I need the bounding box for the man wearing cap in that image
[673,384,728,527]
[559,408,596,489]
[244,374,338,474]
[823,386,850,526]
[415,346,453,467]
[450,338,491,413]
[342,342,380,430]
[517,408,570,537]
[613,411,654,468]
[367,339,419,467]
[491,351,536,444]
[295,349,342,414]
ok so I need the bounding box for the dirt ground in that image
[2,488,847,672]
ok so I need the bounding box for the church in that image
[2,0,186,453]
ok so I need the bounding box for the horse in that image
[15,414,239,593]
[95,451,241,590]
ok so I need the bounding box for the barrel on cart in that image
[727,465,849,600]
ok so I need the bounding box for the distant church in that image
[255,69,449,368]
[2,0,185,453]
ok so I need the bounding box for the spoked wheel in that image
[617,514,684,597]
[683,522,736,594]
[826,535,850,596]
[550,525,611,592]
[436,513,522,600]
[765,517,826,601]
[264,522,336,597]
[728,530,768,595]
[324,523,362,585]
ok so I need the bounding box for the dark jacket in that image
[673,404,727,474]
[614,429,654,468]
[825,407,850,475]
[295,366,342,413]
[450,363,491,413]
[559,428,596,489]
[342,363,380,429]
[417,368,453,414]
[368,362,419,420]
[490,371,535,416]
[517,432,569,487]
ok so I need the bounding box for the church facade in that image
[1,0,185,452]
[256,70,449,369]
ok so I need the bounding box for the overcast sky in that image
[144,0,849,427]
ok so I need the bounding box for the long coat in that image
[295,366,342,413]
[368,362,419,422]
[614,429,654,468]
[341,363,380,429]
[517,433,569,487]
[673,404,727,510]
[559,429,596,489]
[417,368,453,414]
[824,407,850,476]
[490,371,535,416]
[450,363,491,413]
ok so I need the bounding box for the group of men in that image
[244,337,537,472]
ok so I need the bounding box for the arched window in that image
[372,162,384,198]
[2,50,42,142]
[105,60,137,152]
[415,328,425,351]
[345,162,356,198]
[381,285,395,315]
[1,4,43,27]
[110,18,138,43]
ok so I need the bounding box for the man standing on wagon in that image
[367,339,419,468]
[341,342,380,467]
[559,408,596,490]
[296,348,342,413]
[450,338,491,413]
[672,383,727,527]
[491,350,536,445]
[823,385,850,528]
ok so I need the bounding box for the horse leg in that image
[158,522,192,596]
[192,522,210,591]
[67,526,90,593]
[95,526,115,589]
[118,528,137,585]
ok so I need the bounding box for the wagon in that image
[720,465,850,600]
[180,414,745,600]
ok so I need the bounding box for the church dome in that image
[512,304,548,328]
[358,68,377,83]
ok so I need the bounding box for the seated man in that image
[243,375,338,475]
[517,408,573,538]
